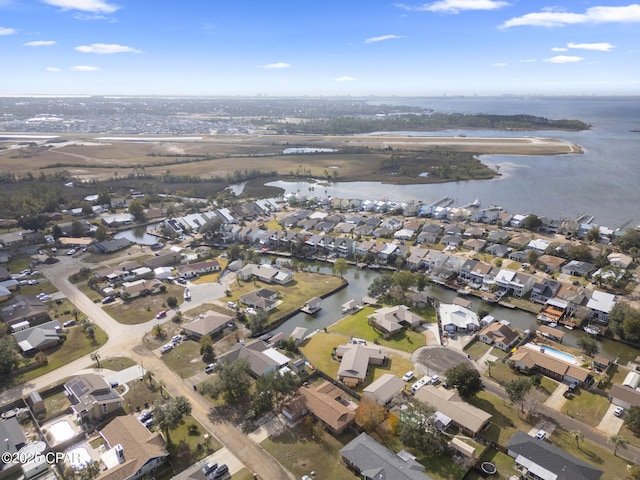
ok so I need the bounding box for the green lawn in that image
[78,283,104,302]
[328,307,426,353]
[103,285,185,324]
[463,340,492,359]
[231,469,256,480]
[167,414,222,471]
[464,448,518,480]
[92,356,137,371]
[261,424,357,480]
[483,359,520,385]
[562,389,611,427]
[468,391,534,445]
[122,378,160,413]
[161,340,206,378]
[0,323,107,390]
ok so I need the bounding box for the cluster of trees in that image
[151,396,192,444]
[504,376,544,416]
[367,271,430,304]
[279,113,590,135]
[608,304,640,343]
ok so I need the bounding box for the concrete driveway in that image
[597,404,625,435]
[412,346,473,379]
[544,383,568,410]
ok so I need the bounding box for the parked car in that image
[430,375,440,385]
[614,406,625,417]
[171,335,182,344]
[209,464,229,479]
[202,463,218,476]
[138,411,152,423]
[63,320,76,327]
[402,371,415,382]
[227,301,237,309]
[67,249,76,256]
[177,277,187,284]
[160,343,173,354]
[155,310,167,319]
[143,417,154,428]
[102,296,115,304]
[205,363,216,374]
[535,430,547,440]
[109,381,119,388]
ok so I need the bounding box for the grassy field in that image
[160,340,206,378]
[562,389,611,427]
[464,448,518,480]
[468,391,534,445]
[261,424,357,480]
[463,339,492,359]
[78,282,104,302]
[103,284,185,324]
[92,356,137,371]
[328,306,426,353]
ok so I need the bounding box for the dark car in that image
[209,464,228,479]
[101,295,115,304]
[137,411,152,423]
[202,462,218,476]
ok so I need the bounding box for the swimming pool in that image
[67,446,92,469]
[525,343,579,365]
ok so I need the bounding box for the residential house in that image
[486,243,511,258]
[12,320,61,354]
[239,288,279,312]
[508,250,528,263]
[0,417,26,470]
[438,303,480,333]
[440,234,462,247]
[414,385,492,436]
[102,213,135,227]
[526,238,550,254]
[562,260,595,277]
[609,383,640,410]
[97,415,168,480]
[182,310,232,339]
[506,430,602,480]
[416,224,442,244]
[64,374,123,423]
[510,214,529,228]
[237,263,293,285]
[340,433,433,480]
[120,279,163,299]
[536,254,566,273]
[537,325,565,343]
[93,238,133,254]
[0,295,49,328]
[282,382,356,435]
[175,260,220,279]
[406,248,430,271]
[335,343,387,387]
[363,374,405,406]
[463,226,485,238]
[463,238,486,252]
[608,252,633,269]
[586,290,616,324]
[427,252,463,278]
[368,305,423,338]
[218,339,290,377]
[487,229,509,242]
[477,321,519,351]
[142,251,182,269]
[492,269,535,297]
[509,233,531,250]
[530,279,561,304]
[510,344,592,385]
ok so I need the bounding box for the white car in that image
[160,343,174,354]
[67,249,76,256]
[402,371,415,382]
[614,406,625,417]
[535,430,547,440]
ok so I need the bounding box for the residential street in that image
[1,253,296,480]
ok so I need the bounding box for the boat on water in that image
[457,287,471,295]
[584,325,601,336]
[548,323,557,328]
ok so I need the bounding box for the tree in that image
[505,378,533,413]
[52,224,63,240]
[576,337,599,356]
[248,309,269,335]
[397,400,444,453]
[71,220,84,237]
[199,217,222,238]
[484,359,495,378]
[128,199,146,222]
[625,406,640,435]
[586,226,600,242]
[617,229,640,252]
[199,336,216,363]
[144,370,155,387]
[167,296,178,308]
[368,273,393,298]
[355,397,388,435]
[445,364,484,399]
[570,429,584,449]
[526,250,539,265]
[623,313,640,343]
[608,434,628,456]
[95,224,108,242]
[207,358,252,404]
[523,214,542,231]
[18,214,50,232]
[151,323,166,339]
[90,352,101,368]
[391,270,417,291]
[332,258,348,278]
[0,337,20,374]
[152,396,192,445]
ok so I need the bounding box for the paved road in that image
[1,254,296,480]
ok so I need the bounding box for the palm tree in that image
[570,429,584,449]
[151,323,166,339]
[157,380,166,398]
[609,434,628,456]
[484,359,496,378]
[90,352,101,369]
[144,370,154,387]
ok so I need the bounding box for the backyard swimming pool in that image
[525,343,579,365]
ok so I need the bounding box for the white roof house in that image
[439,303,480,332]
[623,371,640,389]
[586,290,616,315]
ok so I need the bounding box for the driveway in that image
[544,383,568,410]
[412,346,473,379]
[597,404,625,435]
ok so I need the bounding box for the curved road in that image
[1,255,296,480]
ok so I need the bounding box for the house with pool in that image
[64,374,123,424]
[510,343,593,386]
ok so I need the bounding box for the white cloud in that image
[551,47,568,52]
[493,62,507,67]
[519,58,537,63]
[544,55,584,63]
[73,13,112,20]
[364,34,403,44]
[70,65,99,71]
[0,27,16,35]
[24,40,56,47]
[335,76,355,82]
[502,4,640,28]
[259,62,290,69]
[395,0,509,14]
[42,0,119,14]
[567,42,615,51]
[74,43,142,54]
[45,67,61,72]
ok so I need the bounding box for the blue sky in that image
[1,0,639,96]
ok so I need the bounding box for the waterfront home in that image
[537,324,565,343]
[336,343,387,387]
[182,310,232,339]
[530,279,561,304]
[175,259,221,279]
[586,290,616,324]
[301,297,322,315]
[536,298,568,324]
[406,247,430,271]
[414,385,492,436]
[219,338,290,377]
[477,321,519,351]
[237,263,293,284]
[97,415,168,480]
[506,431,602,480]
[510,214,529,228]
[93,238,133,254]
[439,303,480,333]
[608,252,633,269]
[239,288,279,312]
[341,433,433,480]
[282,381,355,435]
[510,344,592,385]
